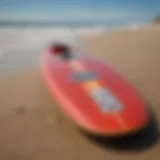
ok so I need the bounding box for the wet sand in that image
[0,25,160,159]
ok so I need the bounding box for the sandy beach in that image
[0,25,160,159]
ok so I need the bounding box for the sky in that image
[0,0,159,22]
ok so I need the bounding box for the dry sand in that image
[0,25,160,159]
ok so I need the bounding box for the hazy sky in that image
[0,0,159,22]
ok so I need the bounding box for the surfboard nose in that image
[83,106,149,136]
[119,105,149,133]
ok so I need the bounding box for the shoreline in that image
[0,23,159,52]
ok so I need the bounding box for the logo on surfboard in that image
[71,71,97,82]
[89,88,123,113]
[71,71,123,113]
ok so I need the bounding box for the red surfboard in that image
[40,43,148,136]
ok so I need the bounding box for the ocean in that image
[0,19,147,56]
[0,19,133,28]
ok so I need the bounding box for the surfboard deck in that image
[40,47,148,136]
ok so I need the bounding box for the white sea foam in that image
[0,26,108,54]
[0,24,152,53]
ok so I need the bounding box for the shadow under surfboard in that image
[79,107,159,153]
